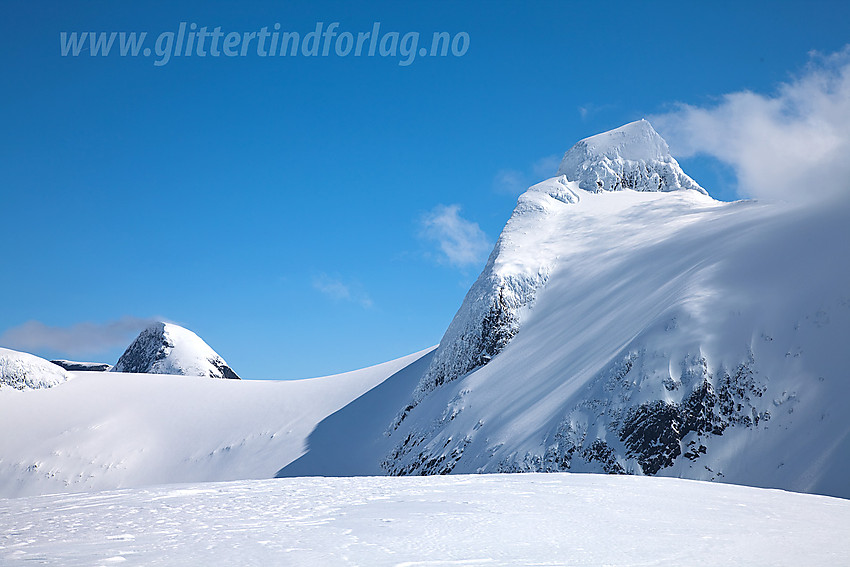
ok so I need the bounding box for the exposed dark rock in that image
[621,401,684,475]
[582,439,626,474]
[50,360,112,372]
[113,322,241,380]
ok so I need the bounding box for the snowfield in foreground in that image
[2,473,849,566]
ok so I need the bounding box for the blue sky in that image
[2,1,849,379]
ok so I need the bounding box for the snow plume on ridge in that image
[420,204,491,268]
[651,46,850,203]
[112,322,240,380]
[0,316,157,358]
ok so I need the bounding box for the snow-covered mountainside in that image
[0,347,71,390]
[112,322,240,379]
[0,349,432,497]
[383,121,850,499]
[3,474,849,566]
[401,121,707,423]
[50,359,112,372]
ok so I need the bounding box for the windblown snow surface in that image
[2,474,849,566]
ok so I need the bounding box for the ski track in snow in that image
[2,473,848,566]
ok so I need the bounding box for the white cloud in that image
[651,47,850,203]
[421,204,491,268]
[0,316,157,358]
[312,274,372,308]
[493,155,561,195]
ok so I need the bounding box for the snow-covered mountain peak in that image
[112,322,240,380]
[0,347,71,390]
[556,119,706,194]
[571,119,668,161]
[394,122,711,424]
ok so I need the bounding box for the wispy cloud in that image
[651,47,850,203]
[0,316,157,358]
[312,274,373,308]
[493,155,561,195]
[577,102,618,121]
[420,204,491,268]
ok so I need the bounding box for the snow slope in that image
[2,473,849,566]
[383,123,850,499]
[279,348,435,477]
[112,322,240,379]
[0,348,70,390]
[0,348,432,497]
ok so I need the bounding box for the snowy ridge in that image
[0,348,71,390]
[557,119,705,194]
[394,176,582,427]
[112,322,240,380]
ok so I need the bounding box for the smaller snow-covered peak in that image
[112,322,240,380]
[557,119,706,194]
[0,347,71,390]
